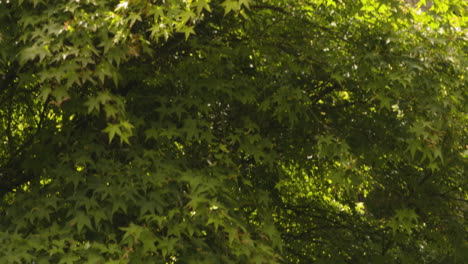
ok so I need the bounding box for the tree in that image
[0,0,466,263]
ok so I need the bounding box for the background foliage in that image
[0,0,467,263]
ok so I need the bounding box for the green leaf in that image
[194,0,212,14]
[72,211,93,233]
[40,87,52,102]
[127,12,142,28]
[239,0,250,9]
[103,123,121,143]
[85,97,101,113]
[181,26,195,41]
[406,139,420,159]
[20,44,50,64]
[58,254,80,264]
[111,199,128,215]
[158,237,178,259]
[140,229,158,253]
[222,0,240,15]
[387,208,419,234]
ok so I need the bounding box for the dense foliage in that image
[0,0,467,263]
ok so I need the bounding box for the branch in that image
[251,4,289,15]
[432,192,468,203]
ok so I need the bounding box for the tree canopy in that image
[0,0,467,263]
